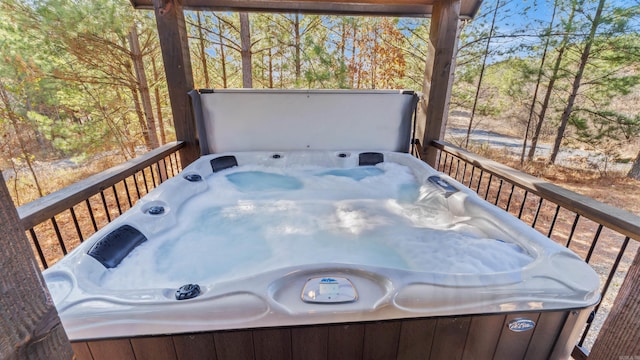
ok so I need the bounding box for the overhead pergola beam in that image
[133,0,481,18]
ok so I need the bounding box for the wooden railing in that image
[420,140,640,357]
[18,141,185,269]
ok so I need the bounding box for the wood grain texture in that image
[0,177,73,359]
[73,310,589,360]
[214,331,254,360]
[462,314,505,359]
[420,0,462,166]
[291,326,328,360]
[397,318,437,360]
[153,0,199,166]
[253,328,292,360]
[327,323,365,360]
[172,333,217,360]
[430,317,471,360]
[87,339,135,360]
[362,321,402,360]
[131,336,178,360]
[493,313,540,360]
[524,311,568,360]
[71,342,93,360]
[590,247,640,359]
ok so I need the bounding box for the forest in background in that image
[1,0,639,207]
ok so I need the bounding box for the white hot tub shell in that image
[44,90,600,359]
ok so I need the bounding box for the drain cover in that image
[176,284,201,300]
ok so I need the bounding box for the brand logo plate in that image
[508,319,536,332]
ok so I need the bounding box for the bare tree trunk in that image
[239,12,253,88]
[550,0,606,164]
[350,25,357,88]
[340,21,346,63]
[628,150,640,180]
[520,0,557,165]
[196,12,210,88]
[151,57,166,145]
[0,174,74,359]
[294,13,301,83]
[216,16,228,88]
[371,25,378,89]
[465,0,500,148]
[128,25,160,149]
[268,48,274,88]
[0,80,44,198]
[129,85,152,149]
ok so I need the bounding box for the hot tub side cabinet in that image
[70,308,591,360]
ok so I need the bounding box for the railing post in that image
[418,0,461,167]
[153,0,200,166]
[589,246,640,359]
[0,174,73,358]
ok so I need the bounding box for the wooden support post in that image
[589,245,640,359]
[153,0,200,166]
[0,175,73,359]
[419,0,461,166]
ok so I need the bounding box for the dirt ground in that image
[445,112,640,217]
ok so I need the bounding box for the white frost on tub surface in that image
[98,161,534,291]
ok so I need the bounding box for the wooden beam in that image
[419,0,461,166]
[153,0,200,166]
[589,246,640,359]
[131,0,483,18]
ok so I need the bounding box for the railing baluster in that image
[531,197,544,228]
[547,205,561,238]
[446,155,454,175]
[585,225,604,263]
[112,185,123,215]
[517,191,529,219]
[505,184,516,212]
[141,169,150,194]
[475,169,484,193]
[169,153,177,177]
[160,159,168,183]
[85,199,98,233]
[459,163,467,185]
[150,164,158,187]
[100,190,112,223]
[565,214,581,248]
[69,206,84,243]
[29,228,48,269]
[454,158,461,179]
[123,179,133,208]
[494,179,503,206]
[483,174,493,201]
[51,217,67,255]
[133,172,142,200]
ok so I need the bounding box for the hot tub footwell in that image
[70,308,592,360]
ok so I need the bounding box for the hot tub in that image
[44,90,599,359]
